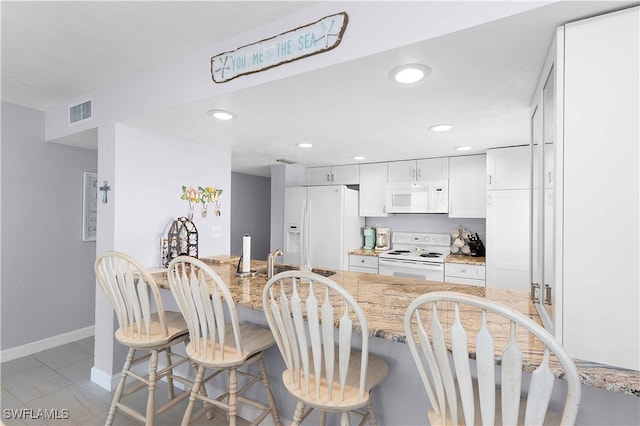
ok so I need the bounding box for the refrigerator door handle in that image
[301,199,312,271]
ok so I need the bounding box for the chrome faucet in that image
[266,248,283,279]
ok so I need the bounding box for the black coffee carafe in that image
[467,233,485,257]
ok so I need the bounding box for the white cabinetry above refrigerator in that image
[305,165,359,186]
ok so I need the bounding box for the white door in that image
[486,189,530,291]
[307,186,344,270]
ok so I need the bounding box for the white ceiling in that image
[2,1,636,177]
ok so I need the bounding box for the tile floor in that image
[1,337,248,425]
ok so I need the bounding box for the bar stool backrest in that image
[167,256,243,360]
[404,291,581,425]
[263,270,370,403]
[95,251,168,341]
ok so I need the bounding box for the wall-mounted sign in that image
[211,12,348,83]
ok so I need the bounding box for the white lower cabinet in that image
[349,254,379,274]
[445,263,486,286]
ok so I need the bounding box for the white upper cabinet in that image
[387,157,449,182]
[486,146,529,190]
[305,167,332,185]
[359,162,389,217]
[305,165,359,186]
[448,154,486,218]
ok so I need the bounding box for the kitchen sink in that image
[256,264,336,278]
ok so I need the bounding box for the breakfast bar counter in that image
[151,258,639,398]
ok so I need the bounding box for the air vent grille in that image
[69,100,92,124]
[276,159,296,165]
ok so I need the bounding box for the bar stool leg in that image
[292,401,305,426]
[228,369,238,426]
[165,346,175,400]
[257,356,281,425]
[182,364,206,426]
[366,401,377,425]
[144,349,159,426]
[105,347,135,426]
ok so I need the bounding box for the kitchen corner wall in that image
[230,172,271,261]
[366,215,486,245]
[1,102,98,350]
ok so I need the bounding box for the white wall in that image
[112,124,231,266]
[91,124,231,383]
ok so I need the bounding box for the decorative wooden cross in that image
[99,181,111,203]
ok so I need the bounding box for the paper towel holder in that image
[235,256,258,277]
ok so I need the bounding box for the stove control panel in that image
[392,232,450,247]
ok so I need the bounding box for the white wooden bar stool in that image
[404,291,581,425]
[95,251,192,426]
[263,270,389,426]
[167,256,281,426]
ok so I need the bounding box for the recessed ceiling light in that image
[389,63,432,84]
[430,124,453,132]
[297,143,313,148]
[353,156,366,161]
[207,109,236,120]
[456,146,472,151]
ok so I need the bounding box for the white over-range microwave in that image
[386,180,449,213]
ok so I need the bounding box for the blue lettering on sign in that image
[277,40,292,57]
[298,32,317,51]
[233,55,247,71]
[252,50,263,64]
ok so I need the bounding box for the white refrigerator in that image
[283,185,364,271]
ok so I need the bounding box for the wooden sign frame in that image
[211,12,348,83]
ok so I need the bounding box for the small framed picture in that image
[82,172,98,241]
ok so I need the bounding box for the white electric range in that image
[378,232,451,282]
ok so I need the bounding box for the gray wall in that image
[1,102,98,350]
[230,172,271,261]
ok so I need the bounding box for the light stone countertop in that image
[348,248,381,256]
[445,254,486,265]
[152,258,639,397]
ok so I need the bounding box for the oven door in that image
[378,258,444,281]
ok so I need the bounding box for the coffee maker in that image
[363,227,376,250]
[375,227,390,251]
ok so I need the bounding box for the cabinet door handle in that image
[383,205,386,213]
[411,168,416,178]
[489,174,493,185]
[326,174,331,182]
[530,282,540,302]
[331,174,334,182]
[547,172,552,184]
[417,168,422,178]
[544,284,552,304]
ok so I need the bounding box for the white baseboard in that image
[1,325,95,363]
[90,366,119,391]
